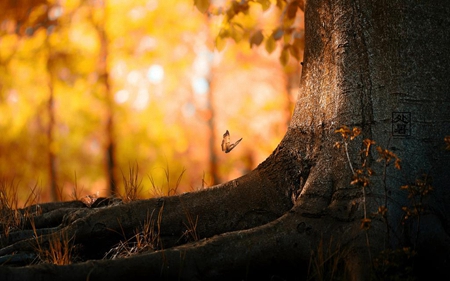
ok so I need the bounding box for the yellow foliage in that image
[0,0,294,201]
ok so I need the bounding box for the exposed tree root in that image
[2,138,444,281]
[1,130,449,280]
[0,143,310,270]
[0,207,338,281]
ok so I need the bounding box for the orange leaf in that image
[279,47,289,66]
[194,0,210,13]
[249,30,264,47]
[215,35,227,51]
[265,35,276,54]
[257,0,271,11]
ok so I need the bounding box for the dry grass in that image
[119,163,143,203]
[69,172,86,201]
[179,199,199,243]
[373,247,416,281]
[148,164,186,197]
[31,220,75,265]
[308,237,348,281]
[0,180,41,241]
[43,232,75,265]
[103,204,164,259]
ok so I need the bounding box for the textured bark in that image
[1,0,449,280]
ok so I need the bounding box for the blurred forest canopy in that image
[0,0,304,204]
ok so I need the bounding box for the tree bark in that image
[1,0,449,280]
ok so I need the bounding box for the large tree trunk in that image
[1,0,449,280]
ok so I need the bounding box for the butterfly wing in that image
[222,130,242,153]
[227,137,243,153]
[221,130,230,152]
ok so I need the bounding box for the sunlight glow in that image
[133,88,150,110]
[114,90,129,104]
[146,0,158,11]
[182,102,196,118]
[0,0,294,200]
[112,61,127,78]
[127,70,142,85]
[48,6,63,21]
[128,7,146,20]
[191,77,209,95]
[193,52,211,77]
[146,64,164,84]
[7,89,18,104]
[137,36,157,53]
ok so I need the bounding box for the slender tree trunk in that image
[96,0,118,195]
[45,37,58,202]
[206,77,219,185]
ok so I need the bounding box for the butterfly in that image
[221,130,243,153]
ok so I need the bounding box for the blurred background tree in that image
[0,0,304,204]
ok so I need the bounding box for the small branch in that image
[343,141,355,174]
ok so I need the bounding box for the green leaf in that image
[257,0,272,11]
[265,35,276,54]
[194,0,210,13]
[250,30,264,47]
